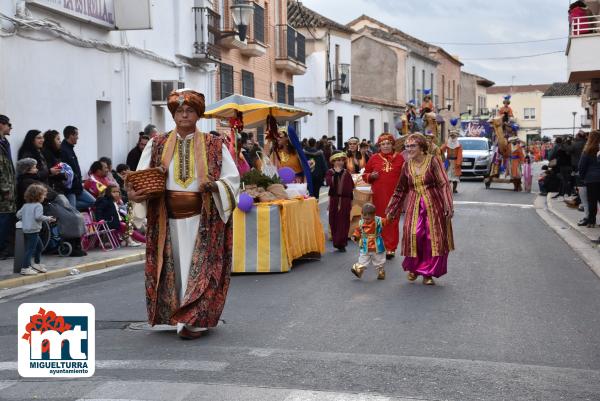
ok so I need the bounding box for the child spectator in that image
[16,184,55,275]
[350,202,387,280]
[325,152,354,251]
[94,184,145,246]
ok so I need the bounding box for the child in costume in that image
[325,152,355,252]
[350,202,388,280]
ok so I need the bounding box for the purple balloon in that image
[278,167,296,184]
[238,192,254,212]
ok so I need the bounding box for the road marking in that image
[0,381,16,391]
[284,390,398,400]
[454,200,534,209]
[0,360,228,372]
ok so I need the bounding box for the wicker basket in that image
[125,168,166,199]
[353,188,372,208]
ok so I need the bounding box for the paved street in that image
[1,181,600,400]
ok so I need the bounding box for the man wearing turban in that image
[129,89,240,339]
[362,133,405,259]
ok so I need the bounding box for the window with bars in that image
[241,70,254,97]
[287,85,294,105]
[253,3,265,43]
[276,81,286,104]
[220,63,234,99]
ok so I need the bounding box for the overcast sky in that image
[300,0,570,86]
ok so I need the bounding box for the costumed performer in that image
[345,136,370,174]
[362,133,405,259]
[507,135,525,191]
[325,152,355,252]
[440,121,462,194]
[129,89,240,340]
[386,133,454,286]
[350,202,388,280]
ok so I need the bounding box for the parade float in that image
[203,94,325,273]
[483,95,526,191]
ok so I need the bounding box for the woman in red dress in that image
[362,133,405,258]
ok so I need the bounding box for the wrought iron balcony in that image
[193,7,221,62]
[274,24,306,75]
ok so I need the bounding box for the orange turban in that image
[377,133,395,145]
[167,89,205,118]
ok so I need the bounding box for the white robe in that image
[135,132,240,330]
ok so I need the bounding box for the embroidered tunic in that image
[362,152,404,252]
[386,154,454,258]
[440,143,463,180]
[352,216,386,254]
[136,131,240,329]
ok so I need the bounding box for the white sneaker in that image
[21,267,39,276]
[126,238,142,247]
[31,263,47,273]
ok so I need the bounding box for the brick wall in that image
[216,0,294,102]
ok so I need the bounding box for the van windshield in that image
[458,139,489,151]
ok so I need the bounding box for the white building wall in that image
[541,96,588,137]
[406,54,436,103]
[294,30,395,145]
[0,0,215,174]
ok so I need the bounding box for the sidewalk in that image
[546,193,599,242]
[0,246,145,290]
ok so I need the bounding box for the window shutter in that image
[287,85,294,105]
[277,81,286,104]
[220,63,234,99]
[253,3,265,43]
[242,70,254,97]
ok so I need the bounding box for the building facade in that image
[460,71,494,118]
[431,47,462,139]
[541,82,588,137]
[566,0,600,130]
[487,84,551,142]
[0,0,219,172]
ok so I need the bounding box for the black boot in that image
[452,182,458,194]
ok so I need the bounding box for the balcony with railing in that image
[240,2,267,57]
[274,24,306,75]
[566,15,600,82]
[192,7,221,62]
[334,63,350,95]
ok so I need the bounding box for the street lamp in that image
[224,1,254,42]
[572,111,577,136]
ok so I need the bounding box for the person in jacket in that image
[18,129,65,187]
[126,133,150,171]
[304,138,328,199]
[550,136,573,199]
[42,130,68,194]
[0,115,16,259]
[577,131,600,228]
[60,126,95,210]
[16,184,55,275]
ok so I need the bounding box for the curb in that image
[0,252,145,290]
[546,194,596,242]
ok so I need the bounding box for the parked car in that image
[457,137,492,177]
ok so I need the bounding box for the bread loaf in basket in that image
[125,167,166,199]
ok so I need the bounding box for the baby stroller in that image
[39,220,73,256]
[42,194,86,256]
